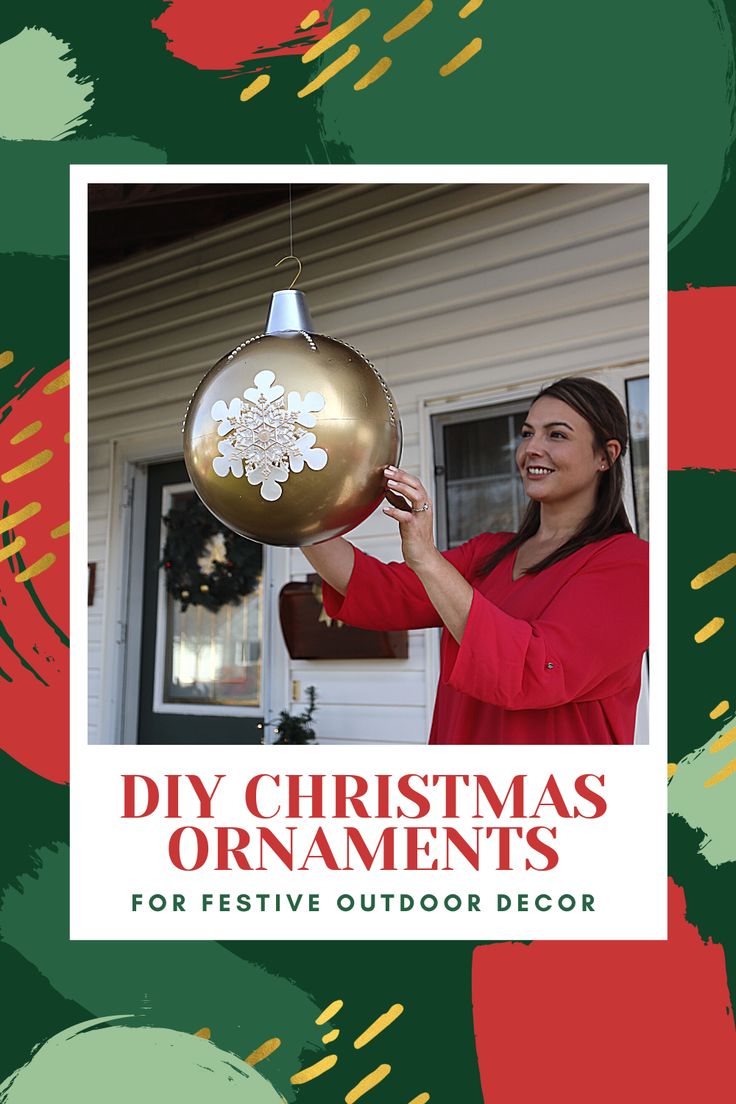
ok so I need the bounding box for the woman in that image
[303,377,648,745]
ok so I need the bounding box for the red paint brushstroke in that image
[473,879,736,1102]
[670,286,736,470]
[0,360,69,785]
[152,1,333,71]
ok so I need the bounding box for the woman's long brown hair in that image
[478,376,633,577]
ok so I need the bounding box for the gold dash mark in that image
[354,1004,404,1048]
[0,536,26,564]
[710,723,736,754]
[440,36,482,75]
[704,757,736,788]
[303,9,370,62]
[667,763,677,780]
[694,617,725,644]
[1,450,53,483]
[290,1053,338,1084]
[15,551,55,582]
[42,368,70,394]
[298,44,360,96]
[241,74,270,101]
[0,350,14,370]
[408,1094,431,1104]
[322,1028,340,1043]
[10,420,42,445]
[51,521,70,539]
[354,56,392,89]
[710,700,729,720]
[64,431,71,443]
[316,998,344,1025]
[194,1027,211,1039]
[459,0,483,16]
[245,1037,281,1065]
[301,9,322,29]
[691,553,736,590]
[0,501,41,535]
[384,1,432,41]
[345,1064,391,1103]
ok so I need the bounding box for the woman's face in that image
[515,395,614,508]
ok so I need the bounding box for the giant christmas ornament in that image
[183,285,402,547]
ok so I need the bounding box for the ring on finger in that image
[411,502,430,513]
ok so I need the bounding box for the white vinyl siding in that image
[89,181,648,744]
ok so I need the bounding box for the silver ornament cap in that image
[264,289,314,335]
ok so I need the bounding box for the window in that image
[432,402,528,548]
[625,376,649,540]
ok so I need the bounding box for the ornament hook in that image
[274,254,302,290]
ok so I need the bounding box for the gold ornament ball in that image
[183,331,402,547]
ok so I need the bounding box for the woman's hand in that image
[383,466,442,574]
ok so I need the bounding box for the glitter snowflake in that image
[211,369,328,501]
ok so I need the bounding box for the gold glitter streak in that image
[694,617,725,644]
[290,1053,338,1084]
[408,1095,430,1104]
[691,553,736,590]
[0,501,41,534]
[345,1064,391,1103]
[0,350,13,370]
[15,552,55,582]
[459,0,483,16]
[10,421,42,445]
[704,757,736,788]
[322,1028,340,1044]
[440,36,482,75]
[384,1,432,42]
[302,9,370,62]
[240,73,270,101]
[316,999,344,1025]
[298,44,360,97]
[710,724,736,754]
[301,8,322,28]
[667,763,678,780]
[354,1004,404,1049]
[1,450,53,483]
[64,432,70,443]
[194,1028,211,1039]
[42,368,70,394]
[354,56,392,89]
[710,700,729,720]
[50,521,69,539]
[0,536,25,563]
[245,1038,282,1066]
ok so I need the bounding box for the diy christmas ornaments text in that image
[121,772,608,874]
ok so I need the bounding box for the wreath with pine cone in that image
[160,496,262,612]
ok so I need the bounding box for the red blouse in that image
[322,532,649,745]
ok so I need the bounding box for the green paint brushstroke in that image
[669,715,736,866]
[0,621,48,686]
[0,137,166,257]
[0,845,322,1100]
[0,27,93,141]
[319,0,735,251]
[0,1017,282,1104]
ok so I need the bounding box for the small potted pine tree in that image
[272,686,318,744]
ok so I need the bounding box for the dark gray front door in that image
[137,459,263,744]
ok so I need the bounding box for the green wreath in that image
[160,496,262,613]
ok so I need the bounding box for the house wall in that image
[88,182,649,744]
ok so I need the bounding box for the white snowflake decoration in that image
[211,369,328,501]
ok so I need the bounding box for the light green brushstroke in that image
[0,1017,282,1104]
[669,712,736,866]
[0,27,93,141]
[0,846,322,1100]
[0,136,166,257]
